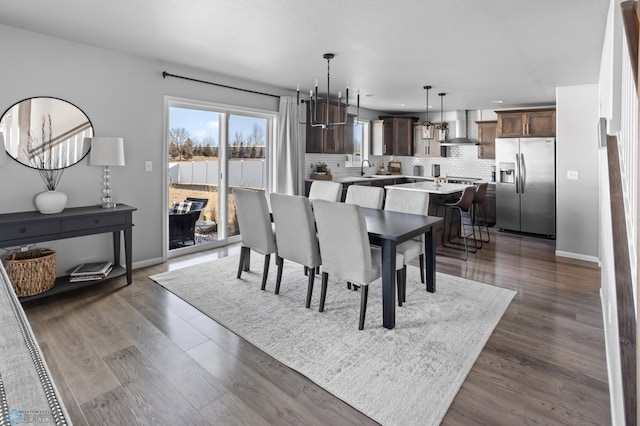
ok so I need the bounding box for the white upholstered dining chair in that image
[269,193,321,308]
[383,188,430,304]
[308,180,342,202]
[345,185,385,209]
[232,188,277,290]
[313,200,404,330]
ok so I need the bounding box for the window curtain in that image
[275,96,304,195]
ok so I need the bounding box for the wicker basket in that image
[4,249,56,297]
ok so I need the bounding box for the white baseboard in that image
[133,257,164,270]
[555,250,599,264]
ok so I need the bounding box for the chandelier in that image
[420,85,434,139]
[297,53,359,128]
[437,92,449,142]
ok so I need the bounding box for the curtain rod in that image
[162,71,281,99]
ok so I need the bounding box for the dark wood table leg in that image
[425,227,436,293]
[381,239,397,329]
[124,226,133,284]
[112,230,121,268]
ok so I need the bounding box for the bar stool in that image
[437,186,478,260]
[472,182,491,248]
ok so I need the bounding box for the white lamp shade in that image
[88,137,125,166]
[0,133,7,166]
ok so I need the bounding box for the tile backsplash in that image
[306,150,495,181]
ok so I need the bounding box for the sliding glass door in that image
[166,97,274,254]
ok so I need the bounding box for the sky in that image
[169,107,266,147]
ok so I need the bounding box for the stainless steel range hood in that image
[439,110,478,146]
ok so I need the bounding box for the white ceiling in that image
[0,0,610,114]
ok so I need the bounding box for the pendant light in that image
[296,53,360,129]
[437,92,449,142]
[420,85,433,139]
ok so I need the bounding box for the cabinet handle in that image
[94,219,101,224]
[19,228,26,233]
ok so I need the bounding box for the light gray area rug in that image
[150,255,516,426]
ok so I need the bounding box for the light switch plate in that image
[145,161,153,172]
[567,170,578,180]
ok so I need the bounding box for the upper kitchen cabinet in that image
[496,108,556,138]
[412,123,443,157]
[305,101,350,153]
[476,120,497,159]
[371,117,416,156]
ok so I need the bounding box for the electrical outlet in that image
[20,245,29,252]
[567,170,579,180]
[145,161,153,172]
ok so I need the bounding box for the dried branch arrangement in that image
[27,114,64,190]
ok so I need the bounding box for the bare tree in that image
[169,127,190,161]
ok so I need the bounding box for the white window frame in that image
[163,96,276,259]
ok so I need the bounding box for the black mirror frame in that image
[0,96,94,170]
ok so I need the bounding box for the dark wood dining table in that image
[361,208,442,329]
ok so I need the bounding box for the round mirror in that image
[0,97,94,170]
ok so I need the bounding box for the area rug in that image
[150,255,516,425]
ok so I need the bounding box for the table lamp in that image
[88,137,125,208]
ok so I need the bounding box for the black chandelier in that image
[297,53,359,128]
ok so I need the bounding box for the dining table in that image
[361,208,442,329]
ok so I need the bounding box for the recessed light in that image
[491,100,504,104]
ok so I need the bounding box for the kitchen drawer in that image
[62,213,126,232]
[0,221,62,242]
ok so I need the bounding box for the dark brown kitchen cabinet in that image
[413,123,443,157]
[305,101,349,153]
[496,108,556,138]
[373,117,416,156]
[483,183,496,226]
[476,120,497,159]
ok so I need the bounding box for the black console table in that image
[0,204,137,301]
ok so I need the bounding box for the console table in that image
[0,204,137,301]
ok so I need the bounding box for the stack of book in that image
[69,261,113,282]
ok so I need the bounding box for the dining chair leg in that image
[319,272,329,312]
[274,256,284,294]
[347,282,352,290]
[359,285,369,330]
[237,246,249,279]
[305,269,315,309]
[260,254,271,290]
[402,266,407,303]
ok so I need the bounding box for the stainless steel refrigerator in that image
[495,137,556,236]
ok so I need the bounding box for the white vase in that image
[35,190,68,214]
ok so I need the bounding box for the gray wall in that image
[0,24,603,273]
[0,24,282,274]
[555,84,600,261]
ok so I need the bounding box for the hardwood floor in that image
[23,231,610,425]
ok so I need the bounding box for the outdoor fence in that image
[168,159,265,189]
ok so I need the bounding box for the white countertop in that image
[385,181,472,194]
[331,175,436,183]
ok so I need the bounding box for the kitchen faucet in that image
[360,159,373,176]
